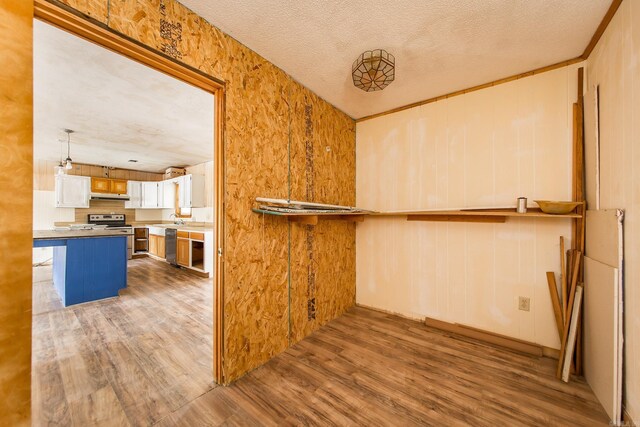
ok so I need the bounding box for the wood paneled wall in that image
[0,1,33,424]
[53,0,356,382]
[585,1,640,420]
[34,159,162,191]
[356,64,580,351]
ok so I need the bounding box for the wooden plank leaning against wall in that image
[0,0,34,425]
[40,0,356,384]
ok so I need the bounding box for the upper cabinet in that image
[141,181,159,208]
[121,174,206,210]
[55,175,90,208]
[111,179,128,194]
[161,179,177,209]
[91,177,128,194]
[178,174,205,208]
[125,181,142,209]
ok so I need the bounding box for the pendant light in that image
[54,132,66,175]
[64,129,74,170]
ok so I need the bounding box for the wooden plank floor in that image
[33,260,609,426]
[160,307,609,426]
[32,257,215,426]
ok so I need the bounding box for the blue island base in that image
[35,236,128,306]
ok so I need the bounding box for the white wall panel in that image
[585,1,640,420]
[356,64,581,349]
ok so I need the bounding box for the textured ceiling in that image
[34,20,214,173]
[179,0,610,119]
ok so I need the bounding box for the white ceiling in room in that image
[33,20,214,173]
[179,0,610,119]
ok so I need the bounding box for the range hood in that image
[90,193,130,201]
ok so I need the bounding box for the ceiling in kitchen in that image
[33,20,214,173]
[179,0,611,119]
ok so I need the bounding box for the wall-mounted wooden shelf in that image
[252,208,365,225]
[374,208,583,223]
[253,207,582,225]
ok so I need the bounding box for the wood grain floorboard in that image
[158,306,609,426]
[32,258,214,426]
[34,261,608,426]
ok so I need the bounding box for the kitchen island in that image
[33,229,132,306]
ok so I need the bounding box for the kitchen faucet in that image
[169,213,185,225]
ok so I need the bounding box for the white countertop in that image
[34,229,133,240]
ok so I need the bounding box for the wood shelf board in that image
[252,208,582,224]
[252,208,365,217]
[252,208,366,224]
[375,209,582,219]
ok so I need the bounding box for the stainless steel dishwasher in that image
[165,228,177,265]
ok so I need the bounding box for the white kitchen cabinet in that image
[178,174,205,208]
[162,179,177,209]
[157,181,165,208]
[141,182,159,208]
[124,181,142,208]
[55,175,90,208]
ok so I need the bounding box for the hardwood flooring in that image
[32,257,214,426]
[33,261,609,426]
[162,307,608,426]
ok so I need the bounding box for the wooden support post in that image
[557,253,582,379]
[561,285,584,382]
[560,236,567,321]
[546,272,564,340]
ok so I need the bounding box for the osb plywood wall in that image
[0,0,33,424]
[586,1,640,420]
[54,0,356,382]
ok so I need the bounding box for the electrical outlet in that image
[518,296,530,312]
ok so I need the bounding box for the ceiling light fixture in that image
[64,129,74,170]
[352,49,395,92]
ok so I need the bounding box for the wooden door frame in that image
[33,0,226,383]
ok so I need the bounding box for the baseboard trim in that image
[355,303,425,323]
[355,305,559,359]
[425,317,557,358]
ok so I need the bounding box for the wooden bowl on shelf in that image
[534,200,581,215]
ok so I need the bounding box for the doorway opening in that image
[31,2,224,424]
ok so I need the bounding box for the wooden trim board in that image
[34,0,226,384]
[581,0,624,59]
[356,57,584,122]
[425,317,545,357]
[357,306,560,360]
[356,0,622,124]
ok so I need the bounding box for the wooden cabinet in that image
[110,179,128,194]
[149,234,166,258]
[91,177,110,193]
[133,227,148,254]
[158,235,165,258]
[55,175,90,208]
[91,177,128,194]
[149,234,158,256]
[177,238,190,266]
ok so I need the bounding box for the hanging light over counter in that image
[64,129,74,170]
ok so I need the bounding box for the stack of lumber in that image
[546,236,584,382]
